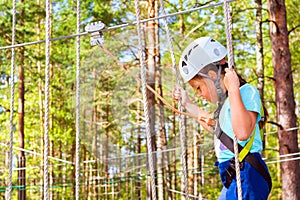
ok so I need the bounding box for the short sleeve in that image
[240,84,262,122]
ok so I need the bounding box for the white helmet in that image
[179,37,227,83]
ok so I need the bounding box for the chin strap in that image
[197,66,227,133]
[213,66,227,137]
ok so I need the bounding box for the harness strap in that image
[219,131,272,191]
[239,101,265,161]
[238,128,255,162]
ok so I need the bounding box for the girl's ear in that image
[207,70,217,79]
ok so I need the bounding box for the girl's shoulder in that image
[240,83,260,96]
[240,84,261,106]
[240,83,257,90]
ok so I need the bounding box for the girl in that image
[173,37,272,199]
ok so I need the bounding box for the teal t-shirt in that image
[214,83,263,163]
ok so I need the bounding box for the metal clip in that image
[85,21,106,46]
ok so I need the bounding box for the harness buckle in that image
[225,158,244,188]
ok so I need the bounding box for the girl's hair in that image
[195,62,268,129]
[220,63,247,87]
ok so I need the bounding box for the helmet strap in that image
[197,65,227,119]
[213,66,227,136]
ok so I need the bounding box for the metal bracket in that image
[85,21,106,46]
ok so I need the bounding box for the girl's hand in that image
[172,86,190,107]
[224,68,240,92]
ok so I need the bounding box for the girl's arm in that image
[173,87,214,133]
[224,68,257,141]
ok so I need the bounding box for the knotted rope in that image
[223,0,242,199]
[134,0,157,199]
[7,0,17,199]
[159,0,189,199]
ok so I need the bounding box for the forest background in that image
[0,0,299,199]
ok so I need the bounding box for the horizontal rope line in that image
[266,155,300,164]
[162,187,207,199]
[263,126,300,135]
[0,0,235,51]
[2,125,298,164]
[1,154,299,175]
[0,142,73,164]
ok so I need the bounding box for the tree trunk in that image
[58,140,63,199]
[36,0,44,198]
[18,1,26,199]
[157,60,170,200]
[187,136,193,196]
[82,107,87,200]
[193,122,201,198]
[146,0,158,199]
[149,0,168,199]
[71,141,76,198]
[267,0,300,199]
[171,110,177,200]
[49,140,54,200]
[105,90,110,200]
[254,0,267,152]
[178,0,185,35]
[137,82,142,200]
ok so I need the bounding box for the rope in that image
[165,188,206,199]
[44,0,51,199]
[264,126,300,135]
[4,139,300,166]
[159,0,189,199]
[223,1,242,199]
[75,0,81,199]
[1,150,300,174]
[0,142,73,164]
[7,0,17,199]
[133,0,157,199]
[0,0,236,51]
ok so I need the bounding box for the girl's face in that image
[188,74,219,103]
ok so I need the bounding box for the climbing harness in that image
[216,102,272,190]
[218,130,272,191]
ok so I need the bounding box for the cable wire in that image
[0,0,235,51]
